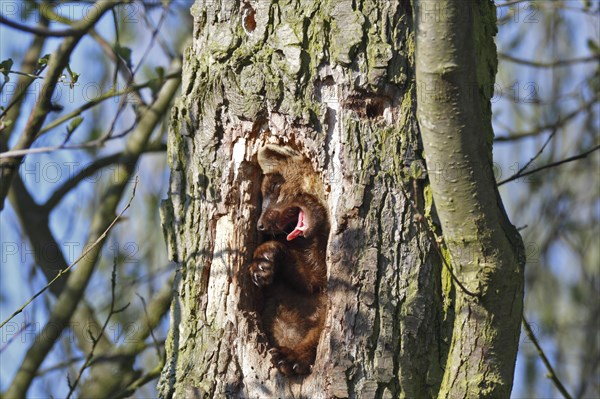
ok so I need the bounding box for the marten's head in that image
[257,145,328,241]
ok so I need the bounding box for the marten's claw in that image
[269,346,311,376]
[249,258,275,287]
[292,362,311,374]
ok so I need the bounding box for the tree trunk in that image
[158,1,523,398]
[414,1,525,397]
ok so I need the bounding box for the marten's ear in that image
[258,144,301,173]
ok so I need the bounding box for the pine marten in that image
[249,144,329,376]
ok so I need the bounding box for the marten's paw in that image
[249,257,275,287]
[250,241,283,287]
[269,346,312,376]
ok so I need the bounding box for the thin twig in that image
[111,7,121,87]
[132,3,170,79]
[100,2,170,146]
[0,322,32,353]
[0,178,139,330]
[28,70,176,141]
[36,341,165,376]
[496,0,531,7]
[70,273,174,397]
[5,70,44,79]
[494,97,598,142]
[4,56,180,398]
[0,15,79,37]
[39,6,145,107]
[43,142,165,210]
[136,293,162,359]
[499,53,599,68]
[498,145,600,185]
[505,126,558,181]
[0,17,49,122]
[0,0,122,211]
[0,63,48,121]
[112,355,166,399]
[0,117,167,159]
[427,227,481,298]
[65,254,131,399]
[139,2,175,58]
[496,1,599,15]
[522,316,574,399]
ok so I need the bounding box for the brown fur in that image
[249,145,328,376]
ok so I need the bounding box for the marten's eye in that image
[270,181,281,192]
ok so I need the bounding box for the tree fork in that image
[414,1,525,397]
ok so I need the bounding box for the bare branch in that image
[499,53,599,68]
[136,293,162,359]
[132,3,170,78]
[500,126,559,184]
[7,175,118,358]
[522,316,574,399]
[97,2,171,149]
[495,97,598,142]
[38,5,144,106]
[78,273,175,398]
[496,0,531,7]
[4,70,44,79]
[36,341,165,376]
[43,142,166,211]
[0,70,179,161]
[0,178,139,330]
[0,0,123,211]
[0,322,32,353]
[0,15,80,37]
[66,257,130,399]
[0,18,48,137]
[496,1,599,15]
[139,2,175,58]
[3,59,180,398]
[113,355,165,399]
[36,72,179,136]
[498,145,600,186]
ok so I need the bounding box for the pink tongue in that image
[286,209,305,241]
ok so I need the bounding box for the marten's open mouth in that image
[278,207,307,241]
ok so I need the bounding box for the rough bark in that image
[158,0,521,398]
[414,1,525,397]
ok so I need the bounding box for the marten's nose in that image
[257,221,265,231]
